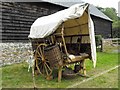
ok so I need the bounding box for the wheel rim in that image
[35,43,52,76]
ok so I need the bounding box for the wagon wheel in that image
[35,43,52,78]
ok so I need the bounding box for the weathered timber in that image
[1,2,63,42]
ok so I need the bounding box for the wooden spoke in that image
[45,62,52,72]
[39,46,43,58]
[34,43,53,77]
[36,50,42,57]
[44,64,48,75]
[35,60,42,75]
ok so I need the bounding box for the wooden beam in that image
[61,24,69,56]
[56,34,89,38]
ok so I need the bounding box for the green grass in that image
[102,44,120,53]
[86,52,119,76]
[75,68,118,88]
[1,52,119,88]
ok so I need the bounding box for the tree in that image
[103,8,118,20]
[112,20,120,38]
[97,6,120,38]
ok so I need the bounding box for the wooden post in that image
[61,24,69,56]
[51,36,54,44]
[79,59,86,76]
[58,65,62,82]
[32,60,37,88]
[83,59,86,76]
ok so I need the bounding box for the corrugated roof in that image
[42,0,112,21]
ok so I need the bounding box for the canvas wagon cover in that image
[28,3,96,67]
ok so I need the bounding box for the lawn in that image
[1,52,119,88]
[75,68,118,88]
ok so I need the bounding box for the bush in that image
[112,20,120,38]
[95,35,102,47]
[95,35,102,52]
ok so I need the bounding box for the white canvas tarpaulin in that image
[88,13,97,68]
[28,3,88,38]
[28,3,97,67]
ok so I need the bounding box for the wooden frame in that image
[31,23,90,82]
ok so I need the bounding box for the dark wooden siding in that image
[1,2,64,42]
[91,15,112,38]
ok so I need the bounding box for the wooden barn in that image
[1,0,112,42]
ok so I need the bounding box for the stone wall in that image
[0,42,33,67]
[102,38,120,53]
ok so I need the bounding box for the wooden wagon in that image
[28,3,96,82]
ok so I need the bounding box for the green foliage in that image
[113,20,120,28]
[112,20,120,38]
[95,35,102,46]
[103,8,118,20]
[97,7,118,20]
[97,7,120,38]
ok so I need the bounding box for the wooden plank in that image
[2,12,37,20]
[2,18,34,24]
[2,33,29,36]
[2,16,35,22]
[2,23,31,28]
[2,26,30,30]
[2,29,30,33]
[1,2,55,42]
[2,36,28,40]
[2,4,47,17]
[56,34,89,38]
